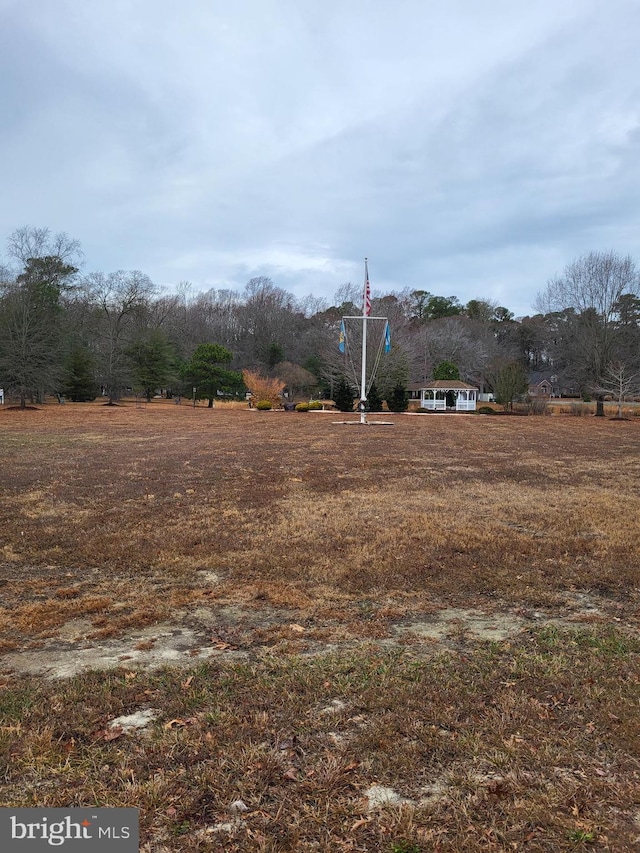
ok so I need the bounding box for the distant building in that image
[527,372,557,398]
[527,372,579,398]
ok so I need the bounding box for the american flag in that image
[364,258,371,316]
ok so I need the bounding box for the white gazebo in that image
[419,380,478,411]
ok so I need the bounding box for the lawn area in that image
[1,402,639,851]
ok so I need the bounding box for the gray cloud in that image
[2,0,640,317]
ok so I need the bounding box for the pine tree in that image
[127,329,176,401]
[333,375,356,412]
[433,360,460,381]
[182,343,244,407]
[386,383,409,412]
[61,346,98,402]
[367,381,384,412]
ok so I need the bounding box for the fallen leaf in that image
[210,634,237,649]
[103,727,123,741]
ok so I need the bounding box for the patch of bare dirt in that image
[1,591,631,679]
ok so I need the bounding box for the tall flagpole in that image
[360,258,370,424]
[338,258,390,426]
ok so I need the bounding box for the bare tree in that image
[188,287,242,356]
[536,251,640,415]
[83,270,157,403]
[332,282,361,312]
[593,362,639,418]
[236,277,303,367]
[490,361,528,411]
[7,225,83,268]
[273,361,317,401]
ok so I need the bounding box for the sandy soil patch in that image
[1,593,626,679]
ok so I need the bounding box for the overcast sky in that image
[2,0,639,316]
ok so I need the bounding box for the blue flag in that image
[339,320,346,353]
[384,321,391,353]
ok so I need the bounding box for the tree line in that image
[1,226,639,413]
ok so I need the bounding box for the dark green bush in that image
[367,382,384,412]
[333,376,356,412]
[386,383,409,413]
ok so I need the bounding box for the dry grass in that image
[2,638,640,851]
[1,400,639,850]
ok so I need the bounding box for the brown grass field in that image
[1,401,639,851]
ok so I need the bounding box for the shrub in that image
[255,400,272,410]
[415,407,430,413]
[386,383,409,413]
[367,382,385,412]
[528,399,548,415]
[242,370,284,407]
[61,346,99,402]
[295,402,310,412]
[477,406,496,414]
[334,376,356,412]
[570,401,589,416]
[307,400,323,410]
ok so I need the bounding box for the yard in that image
[1,402,639,851]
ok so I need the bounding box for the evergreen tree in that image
[333,375,356,412]
[386,382,409,412]
[267,342,284,369]
[367,381,384,412]
[0,256,78,407]
[433,360,460,381]
[181,343,244,407]
[127,329,176,401]
[61,345,98,401]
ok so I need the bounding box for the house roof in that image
[418,380,479,391]
[528,371,557,385]
[529,378,553,387]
